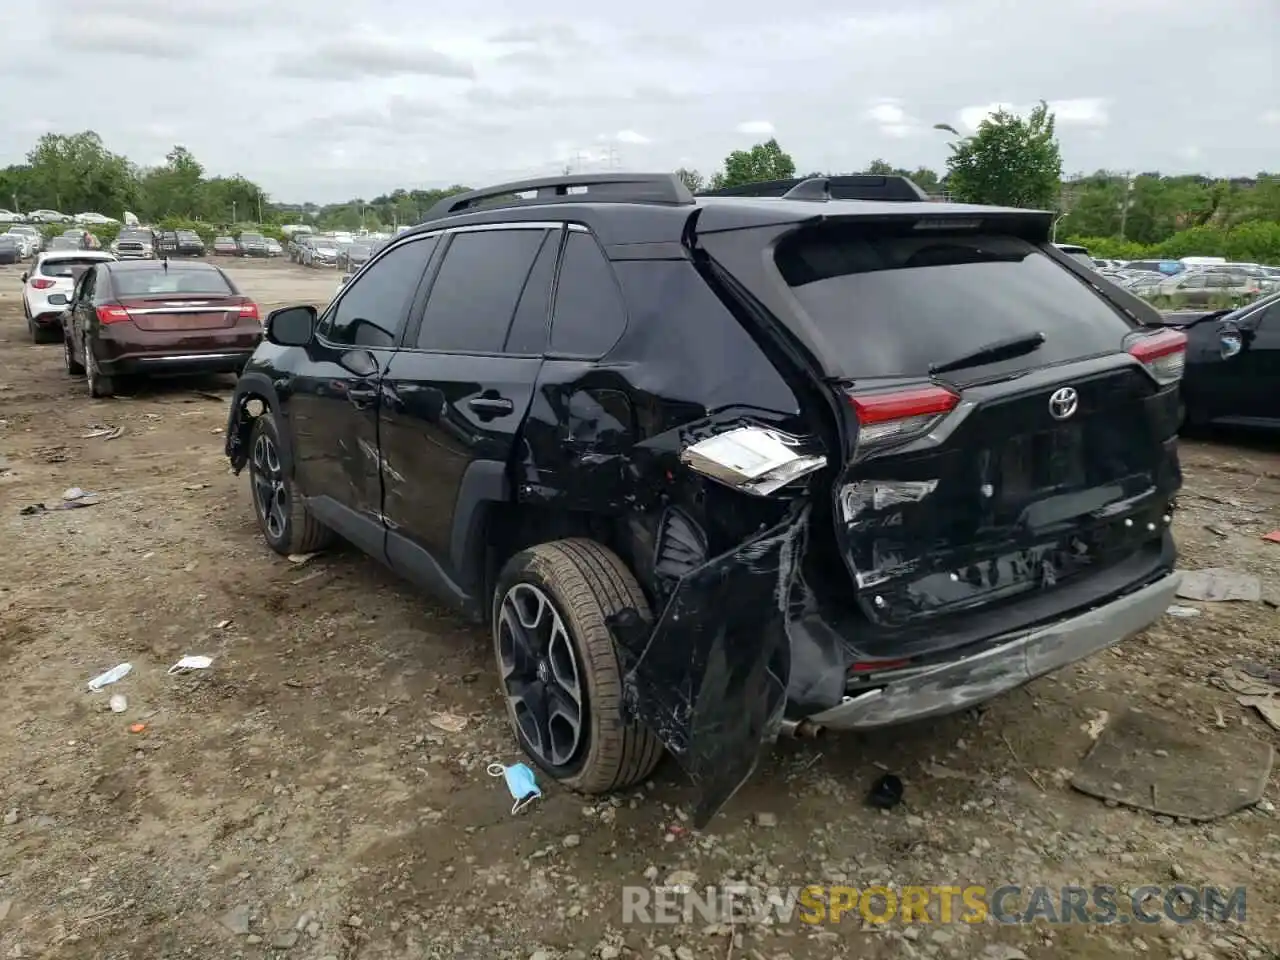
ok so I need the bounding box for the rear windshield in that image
[39,257,101,277]
[240,234,264,242]
[112,267,233,296]
[775,228,1135,380]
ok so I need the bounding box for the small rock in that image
[675,948,695,960]
[665,870,698,891]
[219,905,251,936]
[1256,799,1275,814]
[903,927,922,942]
[1210,938,1235,951]
[1133,938,1149,952]
[306,922,320,938]
[2,810,16,826]
[346,914,363,928]
[599,946,621,960]
[530,951,550,960]
[563,833,582,849]
[1181,947,1196,960]
[0,899,11,923]
[271,930,299,949]
[643,865,659,881]
[755,812,778,828]
[1170,864,1187,881]
[246,935,262,945]
[981,947,1028,960]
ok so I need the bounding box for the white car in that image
[75,212,119,225]
[21,249,116,343]
[4,227,39,257]
[27,209,73,224]
[0,209,25,224]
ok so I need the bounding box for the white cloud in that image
[958,97,1110,132]
[615,130,652,144]
[867,103,906,125]
[0,0,1274,202]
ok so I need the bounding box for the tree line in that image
[5,116,1277,262]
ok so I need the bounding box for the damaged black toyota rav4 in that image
[225,173,1185,826]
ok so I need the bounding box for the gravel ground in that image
[0,257,1277,960]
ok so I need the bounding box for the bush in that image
[1067,221,1280,264]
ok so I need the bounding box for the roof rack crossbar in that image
[697,175,932,203]
[425,172,695,220]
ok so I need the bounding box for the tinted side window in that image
[416,229,546,353]
[504,229,560,355]
[549,231,628,358]
[81,267,98,301]
[324,236,437,348]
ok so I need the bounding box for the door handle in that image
[468,396,514,415]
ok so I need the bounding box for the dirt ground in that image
[0,257,1278,960]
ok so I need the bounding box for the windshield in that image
[39,257,102,277]
[775,227,1135,380]
[118,231,150,242]
[48,238,79,250]
[112,267,233,296]
[240,234,264,243]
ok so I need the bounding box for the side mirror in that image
[46,293,68,306]
[1219,321,1243,360]
[265,305,317,347]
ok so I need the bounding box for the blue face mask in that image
[488,762,541,814]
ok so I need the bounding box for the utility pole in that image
[257,191,263,224]
[1118,171,1135,240]
[602,145,621,169]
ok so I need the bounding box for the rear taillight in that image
[1126,329,1187,385]
[847,384,959,450]
[30,278,55,289]
[96,305,131,324]
[239,301,260,321]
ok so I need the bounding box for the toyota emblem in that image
[1048,387,1079,420]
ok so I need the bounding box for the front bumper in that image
[807,571,1182,730]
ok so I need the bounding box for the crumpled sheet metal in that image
[610,505,814,828]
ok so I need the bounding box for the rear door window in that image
[774,227,1135,379]
[415,228,547,353]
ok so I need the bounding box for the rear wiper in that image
[928,332,1046,376]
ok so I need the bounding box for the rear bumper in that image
[31,312,64,328]
[97,351,255,376]
[806,571,1181,730]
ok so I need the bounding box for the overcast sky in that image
[2,0,1276,204]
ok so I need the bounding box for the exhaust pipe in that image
[780,719,826,739]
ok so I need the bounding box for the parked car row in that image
[289,231,390,269]
[210,233,283,258]
[0,209,121,225]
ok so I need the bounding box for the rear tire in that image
[85,347,114,398]
[28,319,57,344]
[248,414,334,556]
[64,334,84,376]
[491,539,664,795]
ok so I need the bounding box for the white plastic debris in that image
[88,663,132,691]
[167,655,213,675]
[1165,605,1202,618]
[109,694,128,713]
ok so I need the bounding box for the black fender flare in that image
[449,459,510,598]
[225,371,293,475]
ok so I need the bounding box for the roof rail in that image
[425,172,695,220]
[697,175,931,202]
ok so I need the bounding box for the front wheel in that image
[248,414,334,556]
[492,539,664,794]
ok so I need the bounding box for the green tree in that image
[861,159,941,194]
[709,139,796,189]
[24,131,138,215]
[939,101,1063,210]
[138,145,206,219]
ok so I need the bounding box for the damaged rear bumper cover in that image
[809,570,1182,730]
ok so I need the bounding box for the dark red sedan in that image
[60,260,262,397]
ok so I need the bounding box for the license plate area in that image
[997,423,1086,502]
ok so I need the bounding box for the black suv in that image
[224,173,1186,825]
